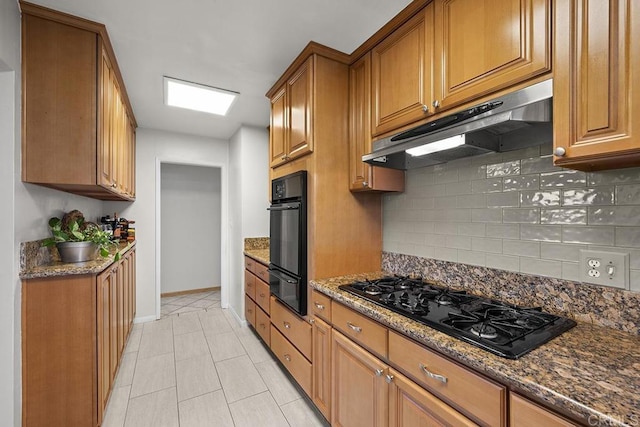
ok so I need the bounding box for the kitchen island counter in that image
[311,272,640,427]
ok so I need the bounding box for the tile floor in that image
[102,290,329,427]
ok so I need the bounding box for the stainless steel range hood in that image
[362,79,553,170]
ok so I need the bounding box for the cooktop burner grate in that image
[338,276,576,359]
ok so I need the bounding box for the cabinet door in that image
[130,249,137,322]
[109,266,118,382]
[116,260,125,358]
[312,317,332,420]
[434,0,550,110]
[510,393,577,427]
[98,46,115,189]
[270,86,288,167]
[122,254,130,337]
[287,57,314,161]
[388,369,478,427]
[331,329,388,427]
[96,269,113,424]
[349,53,405,193]
[553,0,640,170]
[372,6,433,137]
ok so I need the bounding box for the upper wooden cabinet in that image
[349,53,405,193]
[369,0,549,140]
[371,5,434,137]
[21,2,136,201]
[553,0,640,171]
[269,57,314,168]
[433,0,551,111]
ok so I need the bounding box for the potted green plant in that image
[42,210,120,263]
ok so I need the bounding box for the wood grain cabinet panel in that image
[331,329,388,427]
[349,52,405,193]
[244,270,256,300]
[332,302,388,359]
[433,0,551,111]
[254,279,270,315]
[21,2,136,201]
[553,0,640,170]
[270,325,312,396]
[311,317,332,420]
[255,306,271,345]
[310,289,332,322]
[372,5,434,137]
[245,295,256,328]
[271,297,312,360]
[510,393,578,427]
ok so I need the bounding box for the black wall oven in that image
[269,171,307,315]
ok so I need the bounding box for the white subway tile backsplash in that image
[486,192,520,207]
[485,254,520,272]
[486,160,521,177]
[520,225,562,242]
[562,187,615,206]
[472,178,503,193]
[540,170,587,188]
[562,226,615,245]
[588,206,640,226]
[503,240,540,258]
[540,208,587,225]
[616,184,640,205]
[520,190,561,207]
[502,208,539,224]
[503,175,540,191]
[540,243,586,262]
[519,257,562,278]
[383,147,640,289]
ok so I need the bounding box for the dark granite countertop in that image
[311,272,640,427]
[20,241,137,280]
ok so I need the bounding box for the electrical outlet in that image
[580,250,629,289]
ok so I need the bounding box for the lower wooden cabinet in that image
[245,294,256,328]
[311,317,332,420]
[22,246,136,427]
[331,329,389,427]
[271,325,312,396]
[255,306,271,345]
[510,393,578,427]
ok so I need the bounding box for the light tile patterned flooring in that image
[102,290,329,427]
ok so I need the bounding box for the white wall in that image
[105,128,229,321]
[229,125,269,320]
[160,163,221,293]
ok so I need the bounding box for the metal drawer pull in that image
[314,302,325,310]
[346,322,362,333]
[284,354,291,362]
[385,374,394,384]
[260,293,266,297]
[283,321,291,329]
[375,369,384,377]
[419,364,448,384]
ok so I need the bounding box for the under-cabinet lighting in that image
[163,76,238,116]
[405,134,466,157]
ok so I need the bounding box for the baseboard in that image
[133,314,157,324]
[228,306,247,327]
[161,286,220,298]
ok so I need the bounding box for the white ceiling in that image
[28,0,413,140]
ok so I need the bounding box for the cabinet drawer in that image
[244,256,256,273]
[270,325,311,396]
[510,393,577,427]
[254,280,270,315]
[310,289,331,322]
[244,270,255,300]
[271,297,311,360]
[255,306,270,346]
[388,331,506,426]
[332,302,387,358]
[253,262,269,284]
[245,295,256,328]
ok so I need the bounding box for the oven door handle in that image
[268,269,298,284]
[267,205,299,211]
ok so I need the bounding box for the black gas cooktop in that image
[338,276,576,359]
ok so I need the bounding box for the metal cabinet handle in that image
[554,147,566,157]
[362,181,369,187]
[375,369,384,377]
[314,302,325,310]
[346,322,362,333]
[259,323,265,329]
[432,100,440,108]
[385,374,394,384]
[283,321,291,329]
[422,104,429,113]
[281,155,287,161]
[260,293,266,297]
[284,354,291,362]
[419,364,448,384]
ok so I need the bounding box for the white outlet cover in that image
[580,249,630,289]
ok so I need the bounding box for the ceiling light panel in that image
[163,76,238,116]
